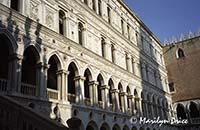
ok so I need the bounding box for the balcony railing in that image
[68,93,76,103]
[47,88,58,100]
[21,83,36,96]
[0,78,7,92]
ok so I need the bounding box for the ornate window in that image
[59,10,65,35]
[107,7,111,24]
[11,0,19,11]
[92,0,96,11]
[176,48,185,58]
[78,22,84,45]
[98,0,102,16]
[101,37,105,57]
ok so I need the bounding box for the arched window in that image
[59,10,65,35]
[112,124,120,130]
[84,69,92,105]
[189,102,200,118]
[92,0,96,11]
[0,34,15,92]
[47,55,61,99]
[11,0,19,11]
[127,25,130,40]
[134,89,139,114]
[98,0,102,16]
[78,22,84,45]
[121,19,124,35]
[21,46,39,96]
[68,62,78,103]
[123,125,130,130]
[111,44,115,63]
[100,123,110,130]
[107,7,111,24]
[177,48,185,58]
[101,37,105,57]
[127,87,131,112]
[177,104,187,119]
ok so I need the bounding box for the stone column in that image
[111,89,119,112]
[127,95,133,115]
[131,96,136,115]
[145,101,150,118]
[138,98,142,116]
[88,81,98,106]
[8,54,23,94]
[36,62,49,99]
[101,85,109,110]
[56,70,69,102]
[119,92,126,113]
[74,76,85,105]
[150,103,155,119]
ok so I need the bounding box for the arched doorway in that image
[176,104,187,119]
[97,74,104,108]
[86,121,98,130]
[108,78,114,111]
[112,124,120,130]
[47,54,61,100]
[132,126,137,130]
[126,86,132,114]
[189,102,199,118]
[123,125,130,130]
[100,123,110,130]
[68,62,78,103]
[84,68,92,106]
[0,34,11,92]
[21,46,39,96]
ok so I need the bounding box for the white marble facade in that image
[0,0,175,130]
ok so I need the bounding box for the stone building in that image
[163,36,200,130]
[0,0,179,130]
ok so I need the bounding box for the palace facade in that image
[0,0,191,130]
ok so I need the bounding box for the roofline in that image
[118,0,163,47]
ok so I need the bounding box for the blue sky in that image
[124,0,200,43]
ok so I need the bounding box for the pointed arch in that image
[84,68,92,104]
[100,122,110,130]
[176,48,185,58]
[0,29,18,54]
[176,103,187,119]
[97,73,104,105]
[21,46,40,96]
[112,124,120,130]
[108,78,114,109]
[67,62,79,103]
[132,126,137,130]
[189,102,199,118]
[86,121,98,130]
[123,125,129,130]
